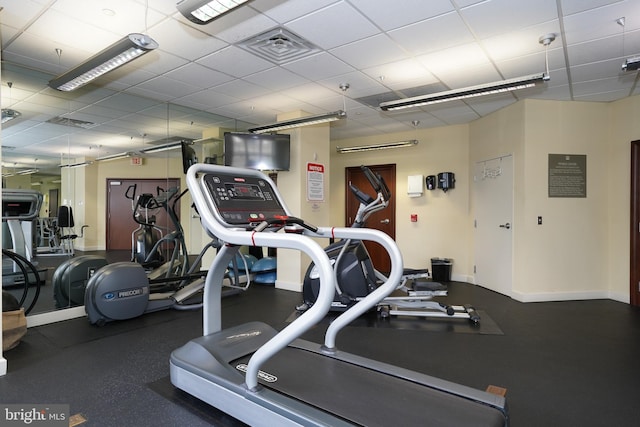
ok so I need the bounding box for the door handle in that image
[499,222,511,229]
[380,219,390,224]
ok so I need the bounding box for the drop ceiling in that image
[1,0,640,174]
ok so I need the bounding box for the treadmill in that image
[2,189,46,287]
[170,164,508,427]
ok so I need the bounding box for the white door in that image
[474,155,513,296]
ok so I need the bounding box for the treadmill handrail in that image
[186,164,405,391]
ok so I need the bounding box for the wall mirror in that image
[1,62,254,321]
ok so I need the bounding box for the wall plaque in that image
[548,154,586,198]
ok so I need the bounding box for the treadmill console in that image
[2,189,43,221]
[202,170,287,227]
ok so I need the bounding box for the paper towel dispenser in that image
[437,172,455,192]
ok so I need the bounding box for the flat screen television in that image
[224,132,290,171]
[181,140,198,174]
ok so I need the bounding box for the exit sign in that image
[130,157,143,166]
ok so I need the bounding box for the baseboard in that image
[26,306,86,328]
[608,291,630,304]
[75,245,102,252]
[511,289,610,303]
[452,274,473,283]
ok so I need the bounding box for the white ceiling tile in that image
[572,76,634,97]
[27,8,120,52]
[176,88,242,108]
[561,0,628,16]
[244,67,311,91]
[362,59,437,91]
[4,31,93,74]
[126,76,203,101]
[481,21,562,63]
[165,63,235,89]
[417,43,492,79]
[316,71,386,98]
[211,7,279,44]
[349,0,454,31]
[562,3,634,45]
[49,0,166,35]
[283,52,355,81]
[210,79,272,100]
[286,2,379,50]
[330,34,410,69]
[254,0,340,24]
[388,12,475,56]
[460,0,559,39]
[567,37,625,66]
[197,46,274,78]
[148,18,229,62]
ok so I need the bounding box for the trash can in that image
[431,258,453,282]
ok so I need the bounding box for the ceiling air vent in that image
[46,116,97,129]
[237,27,320,64]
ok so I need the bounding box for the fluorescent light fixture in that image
[95,152,133,162]
[15,168,39,175]
[139,141,187,154]
[336,140,419,154]
[59,161,93,168]
[622,56,640,71]
[248,110,347,134]
[31,181,43,186]
[379,73,549,111]
[1,108,21,124]
[48,33,158,91]
[177,0,252,25]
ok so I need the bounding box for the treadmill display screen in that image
[225,183,265,201]
[202,172,286,226]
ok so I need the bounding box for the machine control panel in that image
[2,189,43,220]
[202,171,286,226]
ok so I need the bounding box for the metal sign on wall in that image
[548,154,587,198]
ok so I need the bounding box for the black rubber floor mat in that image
[148,376,247,427]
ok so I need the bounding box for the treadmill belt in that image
[234,347,505,427]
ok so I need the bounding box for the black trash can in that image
[431,258,453,282]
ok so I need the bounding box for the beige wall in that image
[331,95,640,304]
[330,124,471,272]
[276,119,332,291]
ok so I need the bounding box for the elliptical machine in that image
[126,184,165,269]
[298,166,480,323]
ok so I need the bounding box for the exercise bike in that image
[298,165,480,323]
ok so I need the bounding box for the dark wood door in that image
[106,178,180,251]
[631,141,640,306]
[345,164,396,274]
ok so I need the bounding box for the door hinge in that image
[474,265,476,273]
[474,219,477,228]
